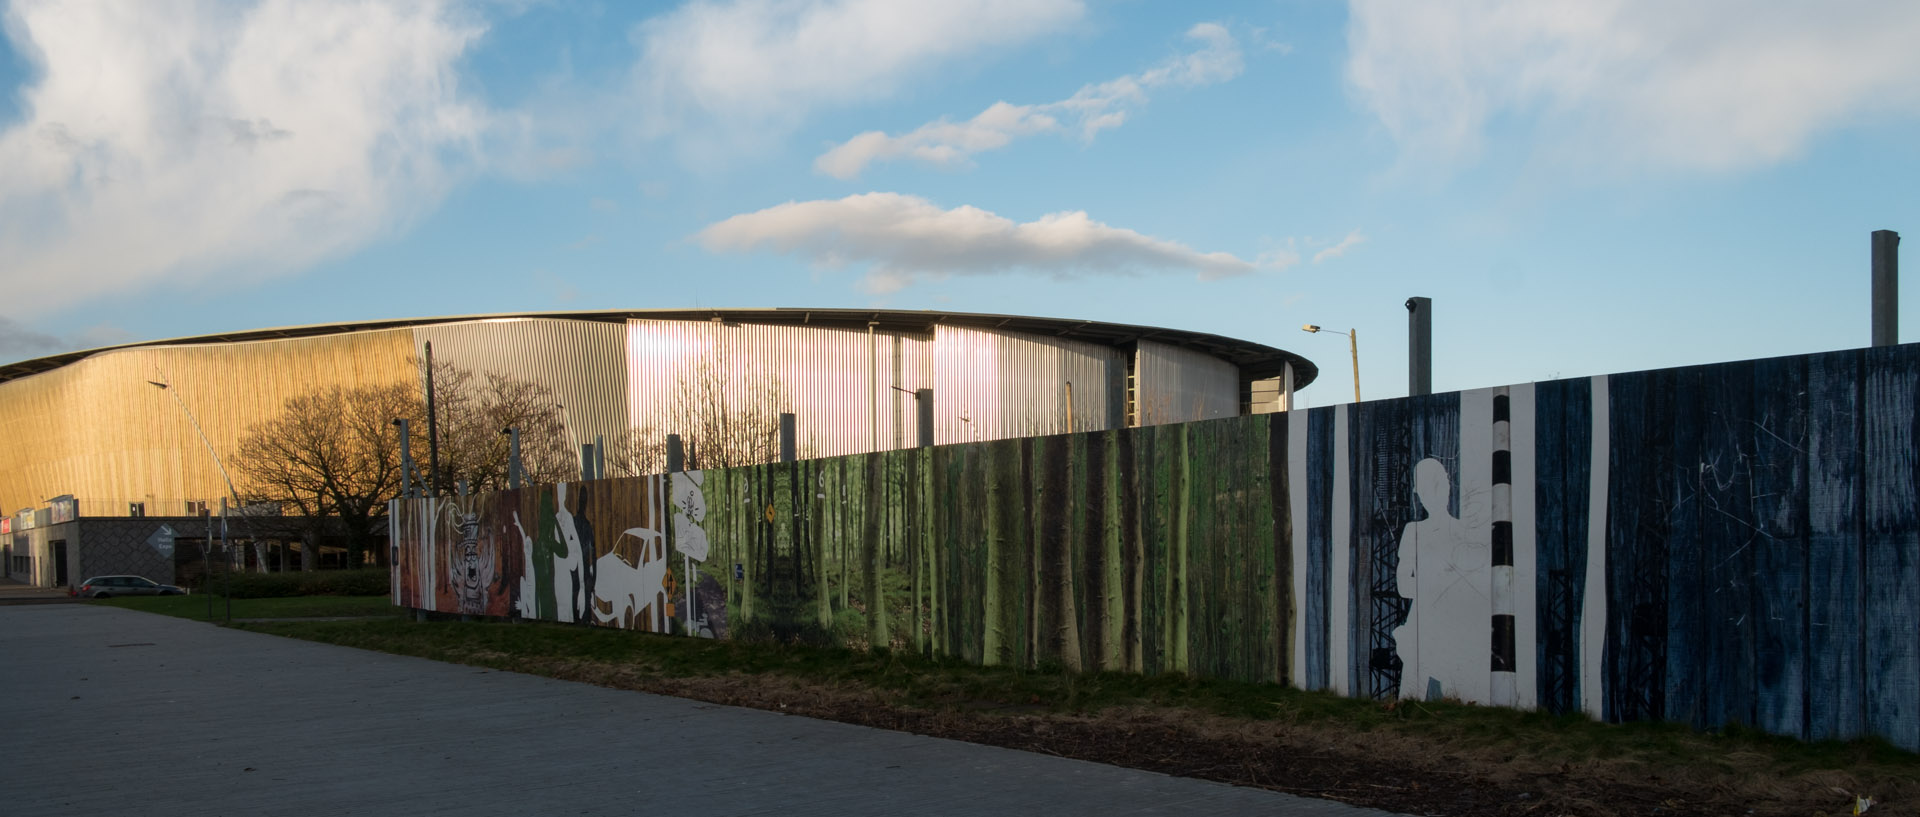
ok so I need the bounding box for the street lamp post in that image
[148,377,243,620]
[1301,325,1362,403]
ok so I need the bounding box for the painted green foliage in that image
[709,416,1296,684]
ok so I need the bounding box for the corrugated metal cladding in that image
[0,329,415,513]
[1134,339,1241,426]
[932,325,1126,445]
[626,319,934,459]
[411,319,630,450]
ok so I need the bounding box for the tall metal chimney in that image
[1406,296,1432,397]
[1874,230,1901,347]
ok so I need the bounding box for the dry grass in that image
[242,618,1919,817]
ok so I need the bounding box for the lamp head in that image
[1301,324,1321,333]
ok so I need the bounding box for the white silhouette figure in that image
[1393,458,1492,702]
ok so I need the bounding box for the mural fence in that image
[393,344,1920,750]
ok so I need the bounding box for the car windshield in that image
[126,577,155,587]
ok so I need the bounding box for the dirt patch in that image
[514,658,1908,817]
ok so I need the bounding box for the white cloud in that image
[1346,0,1920,170]
[697,192,1266,292]
[632,0,1083,158]
[816,22,1243,179]
[0,0,486,316]
[1312,230,1365,264]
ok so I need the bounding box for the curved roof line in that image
[0,307,1318,388]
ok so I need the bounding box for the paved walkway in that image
[1,605,1402,816]
[0,576,73,604]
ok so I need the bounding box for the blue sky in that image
[0,0,1916,404]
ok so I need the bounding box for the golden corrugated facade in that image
[0,329,417,514]
[0,310,1314,516]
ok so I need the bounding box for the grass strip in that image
[94,594,403,622]
[239,618,1917,817]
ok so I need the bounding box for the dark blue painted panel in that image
[1699,361,1759,731]
[1604,369,1672,723]
[1751,355,1810,740]
[1305,407,1335,691]
[1534,377,1591,715]
[1664,366,1709,728]
[1351,399,1411,699]
[1806,350,1865,741]
[1408,392,1463,519]
[1863,346,1920,750]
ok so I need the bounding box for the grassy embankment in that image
[233,616,1917,816]
[94,567,400,622]
[95,594,401,622]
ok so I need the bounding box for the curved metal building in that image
[0,309,1316,516]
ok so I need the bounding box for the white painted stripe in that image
[1491,672,1516,707]
[1329,405,1352,698]
[1491,565,1515,614]
[1510,382,1539,710]
[1289,409,1310,689]
[1448,388,1495,705]
[1582,375,1610,720]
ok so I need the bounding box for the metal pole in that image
[424,342,442,496]
[504,427,522,489]
[667,434,684,473]
[779,413,797,463]
[147,379,242,506]
[915,389,933,448]
[581,444,595,482]
[1065,381,1075,433]
[1349,330,1362,403]
[204,512,213,620]
[1874,230,1901,347]
[395,419,415,498]
[221,496,231,623]
[1406,296,1431,397]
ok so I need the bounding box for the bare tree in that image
[619,358,802,475]
[236,382,420,569]
[424,359,575,491]
[234,361,575,569]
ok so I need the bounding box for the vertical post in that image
[394,419,415,498]
[667,434,685,473]
[915,388,933,448]
[424,342,442,496]
[505,427,522,489]
[779,413,797,463]
[596,434,606,480]
[204,512,213,620]
[1406,296,1432,397]
[1874,230,1901,347]
[1348,331,1362,403]
[220,496,231,623]
[1065,381,1075,433]
[581,444,596,481]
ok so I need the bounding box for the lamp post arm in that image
[161,384,241,506]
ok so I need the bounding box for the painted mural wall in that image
[392,344,1920,751]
